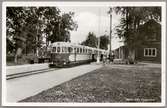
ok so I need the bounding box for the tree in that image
[7,7,46,63]
[47,11,78,43]
[42,7,61,44]
[81,32,98,48]
[113,7,161,63]
[99,35,109,50]
[7,7,28,63]
[6,7,78,64]
[7,37,15,54]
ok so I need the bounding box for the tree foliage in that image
[100,35,109,50]
[81,32,98,48]
[113,7,161,62]
[6,7,78,55]
[7,7,77,63]
[114,7,161,48]
[81,32,109,50]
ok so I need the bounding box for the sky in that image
[58,6,123,50]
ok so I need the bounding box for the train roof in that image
[51,42,109,53]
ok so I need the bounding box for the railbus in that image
[49,42,109,67]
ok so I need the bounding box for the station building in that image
[114,19,161,63]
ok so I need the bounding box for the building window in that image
[144,48,157,57]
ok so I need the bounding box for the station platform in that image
[6,63,103,102]
[6,63,49,75]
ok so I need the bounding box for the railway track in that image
[7,68,57,80]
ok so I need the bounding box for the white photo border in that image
[2,1,166,107]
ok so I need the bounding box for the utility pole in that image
[96,8,101,63]
[109,7,112,60]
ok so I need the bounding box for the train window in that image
[80,48,82,53]
[83,48,85,53]
[52,47,56,52]
[55,47,57,52]
[68,47,73,53]
[68,47,70,53]
[76,48,78,53]
[65,47,68,53]
[74,48,76,53]
[66,47,68,53]
[78,48,79,53]
[71,47,74,53]
[79,48,80,53]
[55,47,57,53]
[63,47,66,53]
[76,48,79,53]
[57,47,60,53]
[63,47,65,53]
[89,49,91,53]
[65,47,67,53]
[61,47,64,53]
[71,47,73,53]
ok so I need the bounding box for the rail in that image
[7,68,57,80]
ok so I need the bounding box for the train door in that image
[100,54,103,61]
[92,54,95,62]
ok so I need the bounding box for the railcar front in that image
[49,42,71,67]
[49,42,93,68]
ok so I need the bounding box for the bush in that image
[7,55,15,62]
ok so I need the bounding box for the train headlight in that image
[63,62,66,65]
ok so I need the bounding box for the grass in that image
[20,64,161,103]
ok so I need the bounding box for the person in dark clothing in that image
[111,54,115,62]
